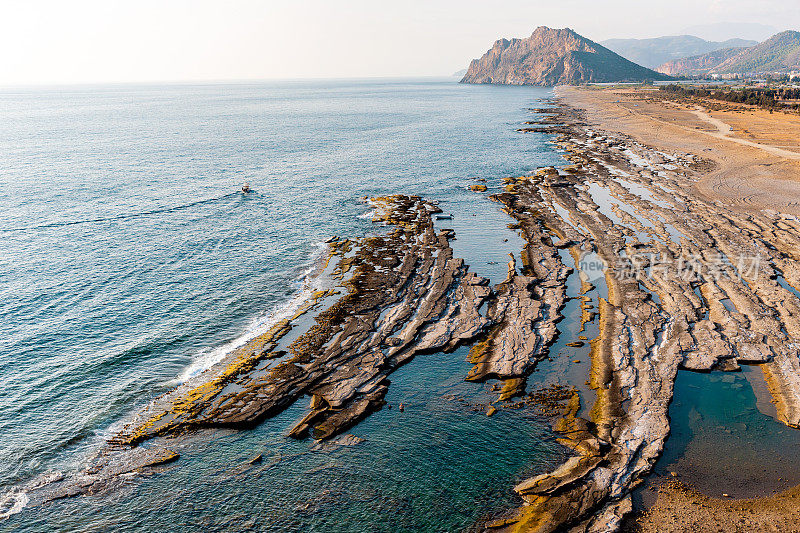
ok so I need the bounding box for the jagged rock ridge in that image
[656,47,748,77]
[461,26,670,86]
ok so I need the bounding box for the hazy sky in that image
[1,0,797,85]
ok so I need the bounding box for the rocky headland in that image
[461,27,669,86]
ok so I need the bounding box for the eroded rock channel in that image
[14,103,800,533]
[19,192,571,509]
[487,104,800,532]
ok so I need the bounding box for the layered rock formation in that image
[488,103,800,532]
[461,27,669,86]
[108,195,500,447]
[21,192,574,506]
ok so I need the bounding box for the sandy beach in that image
[558,86,800,215]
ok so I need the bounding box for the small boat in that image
[435,214,454,220]
[241,182,251,193]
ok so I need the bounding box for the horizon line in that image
[0,74,467,91]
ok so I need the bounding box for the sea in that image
[0,78,573,531]
[4,77,800,531]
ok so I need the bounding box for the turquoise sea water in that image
[0,79,572,530]
[648,366,800,499]
[5,78,800,531]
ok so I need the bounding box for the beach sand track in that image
[556,86,800,216]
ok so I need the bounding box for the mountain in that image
[601,36,756,69]
[461,27,669,86]
[712,31,800,74]
[657,30,800,77]
[656,47,748,77]
[680,22,778,43]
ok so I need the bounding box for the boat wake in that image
[2,192,242,232]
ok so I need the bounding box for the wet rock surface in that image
[487,102,800,532]
[116,195,498,444]
[21,192,571,507]
[12,100,800,532]
[20,196,486,498]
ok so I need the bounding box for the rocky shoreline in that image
[16,190,576,510]
[484,101,800,532]
[12,96,800,533]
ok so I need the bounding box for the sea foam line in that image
[172,241,331,385]
[0,490,29,520]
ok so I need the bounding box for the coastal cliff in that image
[461,26,669,86]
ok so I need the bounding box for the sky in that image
[0,0,797,85]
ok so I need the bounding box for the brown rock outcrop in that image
[461,27,669,86]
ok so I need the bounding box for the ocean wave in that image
[357,208,377,220]
[1,192,241,232]
[0,490,28,520]
[171,240,331,384]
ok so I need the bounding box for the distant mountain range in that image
[657,30,800,77]
[461,27,669,86]
[679,22,778,43]
[601,36,756,69]
[459,27,800,85]
[656,47,746,77]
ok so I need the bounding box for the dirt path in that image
[556,86,800,215]
[691,107,800,161]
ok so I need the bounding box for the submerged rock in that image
[27,194,502,503]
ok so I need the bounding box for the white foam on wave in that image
[0,490,29,520]
[357,208,377,220]
[171,241,331,385]
[295,240,330,280]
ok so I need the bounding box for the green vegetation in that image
[659,84,800,110]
